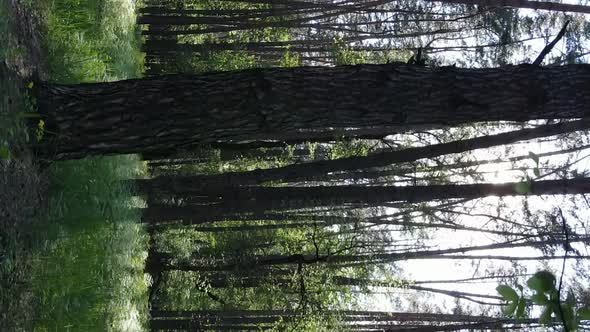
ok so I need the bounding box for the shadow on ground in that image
[0,0,46,330]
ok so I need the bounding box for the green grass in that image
[43,0,143,83]
[0,0,150,331]
[30,155,149,331]
[29,0,149,329]
[0,0,42,329]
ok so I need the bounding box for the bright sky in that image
[357,1,590,315]
[359,131,590,314]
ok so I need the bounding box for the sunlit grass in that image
[10,0,151,331]
[43,0,143,83]
[30,156,149,331]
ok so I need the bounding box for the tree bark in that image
[134,119,590,195]
[146,236,589,272]
[36,64,590,159]
[141,177,590,224]
[149,309,532,331]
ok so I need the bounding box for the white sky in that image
[361,2,590,315]
[359,132,590,314]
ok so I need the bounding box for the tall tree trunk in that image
[36,64,590,160]
[142,177,590,224]
[146,236,589,272]
[149,307,542,331]
[148,309,538,331]
[200,273,503,304]
[138,7,298,17]
[134,119,590,194]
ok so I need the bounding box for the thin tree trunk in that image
[147,236,590,272]
[134,119,590,195]
[141,176,590,224]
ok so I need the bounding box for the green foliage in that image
[540,304,554,325]
[329,140,370,160]
[528,151,540,164]
[497,285,519,302]
[0,77,36,161]
[527,270,556,293]
[29,155,149,331]
[532,292,549,305]
[529,151,541,177]
[179,50,257,73]
[162,1,293,74]
[496,284,525,318]
[0,0,149,330]
[42,0,143,82]
[0,144,9,159]
[334,47,368,66]
[513,150,545,192]
[579,307,590,320]
[331,37,411,66]
[514,180,532,194]
[498,271,590,330]
[280,51,301,67]
[502,300,518,316]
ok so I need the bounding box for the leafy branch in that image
[497,271,590,330]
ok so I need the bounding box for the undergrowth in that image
[0,0,150,331]
[43,0,144,83]
[31,155,149,331]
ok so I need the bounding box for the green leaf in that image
[503,301,518,316]
[558,304,575,330]
[527,276,543,292]
[2,256,11,273]
[578,307,590,320]
[527,271,556,292]
[529,151,540,164]
[533,167,541,177]
[0,144,10,160]
[532,293,548,305]
[515,298,526,319]
[539,305,553,325]
[514,181,531,194]
[497,285,519,302]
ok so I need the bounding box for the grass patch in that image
[30,155,149,331]
[28,0,150,329]
[0,0,150,331]
[43,0,144,83]
[0,0,44,330]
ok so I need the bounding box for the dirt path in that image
[0,0,47,330]
[4,0,46,79]
[0,0,46,231]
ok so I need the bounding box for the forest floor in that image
[0,0,149,331]
[0,0,46,329]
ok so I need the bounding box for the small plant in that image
[35,119,45,142]
[0,141,10,159]
[0,81,45,160]
[513,151,541,194]
[497,271,590,330]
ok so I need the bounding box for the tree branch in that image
[533,21,570,66]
